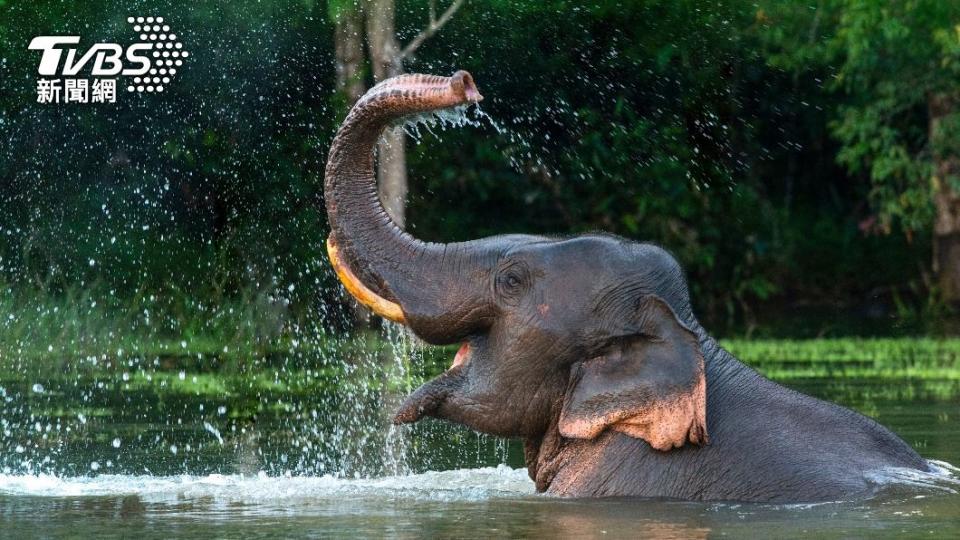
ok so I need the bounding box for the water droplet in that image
[203,422,224,445]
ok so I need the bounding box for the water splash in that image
[0,465,533,503]
[393,103,502,143]
[866,460,960,496]
[380,322,416,477]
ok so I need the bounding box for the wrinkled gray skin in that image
[324,72,930,503]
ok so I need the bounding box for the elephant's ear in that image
[558,296,708,451]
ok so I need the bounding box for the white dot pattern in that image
[126,16,188,93]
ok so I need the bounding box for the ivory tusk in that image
[326,236,407,324]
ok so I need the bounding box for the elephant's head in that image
[324,71,708,451]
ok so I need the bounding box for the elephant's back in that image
[694,361,929,500]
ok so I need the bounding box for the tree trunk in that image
[930,93,960,303]
[366,0,408,227]
[333,1,366,107]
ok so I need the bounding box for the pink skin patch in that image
[452,342,471,369]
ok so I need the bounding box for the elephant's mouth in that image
[393,341,473,425]
[450,341,471,369]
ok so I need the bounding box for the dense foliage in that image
[1,0,958,339]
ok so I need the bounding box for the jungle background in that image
[2,0,960,350]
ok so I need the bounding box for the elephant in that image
[323,70,931,502]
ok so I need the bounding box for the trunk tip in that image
[452,70,483,103]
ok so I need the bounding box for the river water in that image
[1,354,959,538]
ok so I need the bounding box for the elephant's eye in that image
[500,272,524,294]
[495,260,531,303]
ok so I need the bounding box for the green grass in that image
[722,338,960,364]
[721,338,960,379]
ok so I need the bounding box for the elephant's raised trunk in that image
[324,71,490,343]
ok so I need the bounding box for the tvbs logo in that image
[28,16,188,104]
